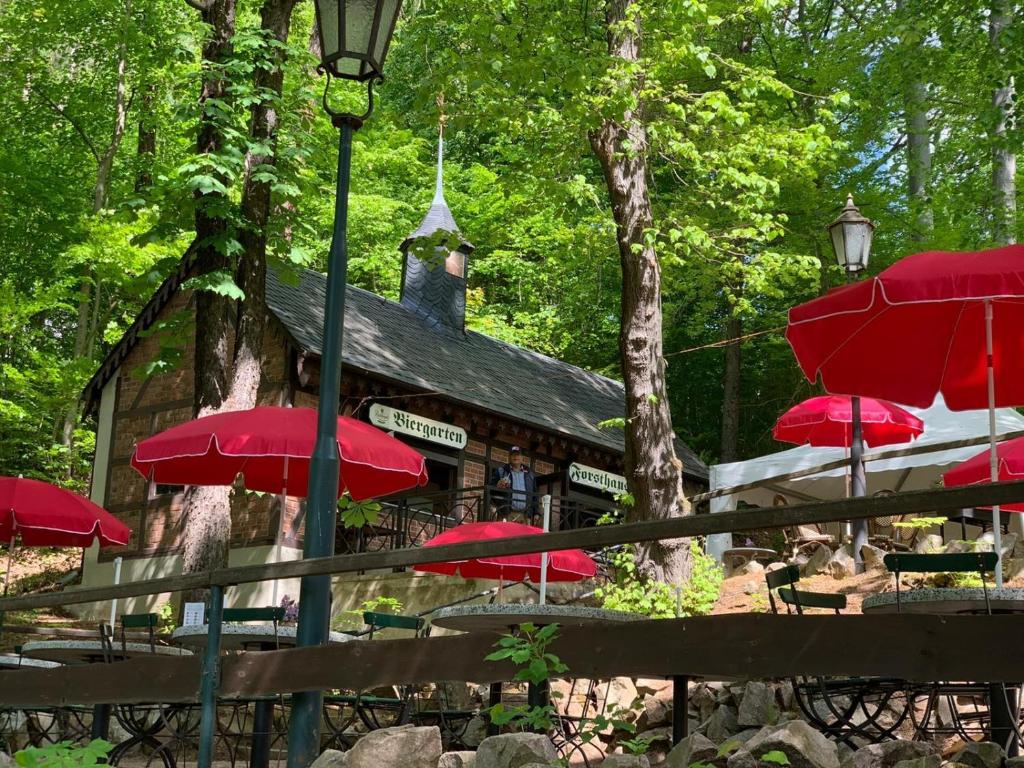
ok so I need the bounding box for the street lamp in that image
[828,193,875,273]
[827,194,874,570]
[287,4,402,767]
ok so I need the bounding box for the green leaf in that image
[762,750,791,765]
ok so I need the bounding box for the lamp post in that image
[827,194,875,570]
[286,3,401,767]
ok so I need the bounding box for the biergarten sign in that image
[568,463,628,495]
[369,404,467,450]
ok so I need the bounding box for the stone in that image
[735,560,765,577]
[474,733,559,768]
[777,681,796,712]
[914,534,944,554]
[828,546,856,580]
[461,716,489,748]
[737,681,776,728]
[860,544,887,571]
[636,677,674,699]
[726,749,758,768]
[890,758,940,768]
[664,732,718,768]
[946,539,983,554]
[949,742,1005,768]
[642,694,670,727]
[705,705,740,742]
[981,530,1018,558]
[438,752,477,768]
[692,683,719,722]
[602,756,650,768]
[344,726,441,768]
[635,725,674,747]
[840,740,936,768]
[309,750,346,768]
[1006,557,1024,581]
[607,677,641,714]
[802,544,832,577]
[1005,758,1024,767]
[744,721,840,768]
[743,580,761,595]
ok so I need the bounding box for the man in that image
[490,446,537,523]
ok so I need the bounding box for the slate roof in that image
[266,268,709,480]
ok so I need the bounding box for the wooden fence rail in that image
[2,480,1023,615]
[4,614,1024,707]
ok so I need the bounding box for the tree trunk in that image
[905,79,932,242]
[181,0,238,582]
[589,0,691,586]
[228,0,298,412]
[720,313,742,463]
[991,0,1016,245]
[60,17,131,448]
[135,84,157,193]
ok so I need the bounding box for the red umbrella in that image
[0,477,130,548]
[130,406,428,500]
[786,245,1024,410]
[773,395,924,449]
[787,244,1024,583]
[943,438,1024,513]
[413,522,597,582]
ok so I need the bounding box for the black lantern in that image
[828,194,875,273]
[314,0,402,82]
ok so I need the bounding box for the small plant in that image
[332,596,405,632]
[338,493,382,529]
[619,735,652,755]
[892,516,947,531]
[485,623,567,732]
[280,595,299,623]
[749,591,769,614]
[15,740,112,768]
[762,750,792,765]
[155,602,176,632]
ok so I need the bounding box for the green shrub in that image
[596,539,723,618]
[15,740,111,768]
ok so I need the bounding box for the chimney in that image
[399,121,474,333]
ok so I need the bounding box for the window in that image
[444,250,465,278]
[150,482,185,499]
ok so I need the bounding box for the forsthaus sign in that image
[568,463,628,495]
[369,404,467,450]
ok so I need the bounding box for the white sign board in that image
[183,602,206,627]
[568,463,628,495]
[369,404,467,450]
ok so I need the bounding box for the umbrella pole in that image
[0,539,14,644]
[850,397,868,570]
[108,556,123,629]
[986,300,1004,587]
[539,495,551,606]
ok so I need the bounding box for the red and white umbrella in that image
[0,476,131,604]
[943,437,1024,513]
[787,245,1024,583]
[131,406,428,500]
[773,395,924,449]
[413,521,596,583]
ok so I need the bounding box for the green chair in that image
[363,611,425,639]
[766,564,846,615]
[763,565,911,746]
[883,552,998,613]
[222,606,287,649]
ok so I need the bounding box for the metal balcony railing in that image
[334,485,620,559]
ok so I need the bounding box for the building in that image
[76,136,708,616]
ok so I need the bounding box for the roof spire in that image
[434,93,446,205]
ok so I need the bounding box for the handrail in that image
[1,480,1023,614]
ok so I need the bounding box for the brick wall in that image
[101,291,291,560]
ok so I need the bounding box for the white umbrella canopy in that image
[707,396,1024,561]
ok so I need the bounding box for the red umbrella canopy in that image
[0,477,130,547]
[413,521,597,583]
[786,245,1024,410]
[131,407,428,500]
[773,395,924,449]
[943,438,1024,512]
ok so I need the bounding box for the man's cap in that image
[510,446,521,453]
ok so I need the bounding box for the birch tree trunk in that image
[589,0,691,586]
[991,0,1016,245]
[720,313,742,463]
[905,79,932,242]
